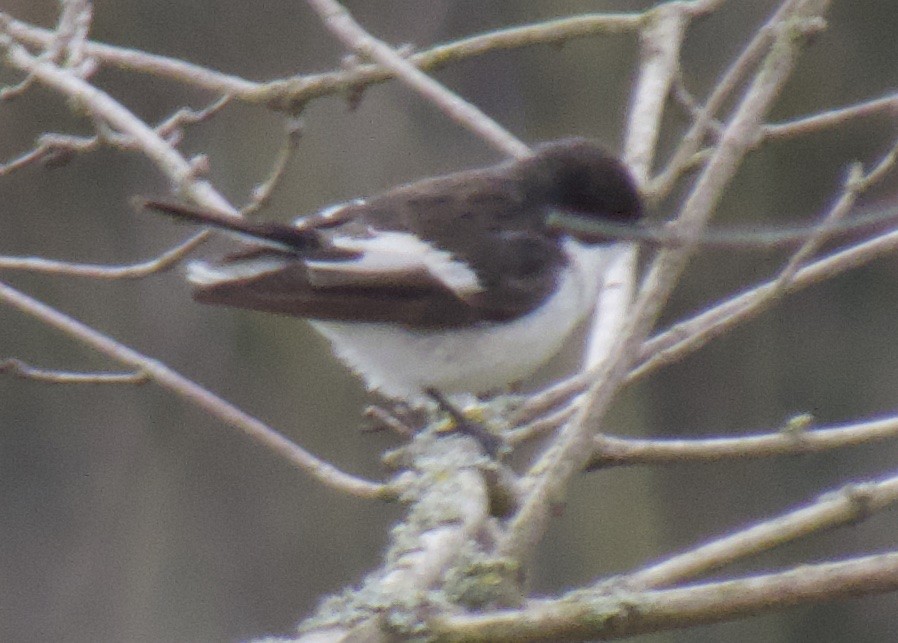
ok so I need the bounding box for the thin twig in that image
[543,198,898,250]
[632,136,898,383]
[773,138,898,287]
[0,124,145,174]
[0,67,34,99]
[45,0,93,72]
[1,358,149,384]
[0,232,207,279]
[588,414,898,468]
[0,96,225,178]
[242,117,303,216]
[773,165,865,290]
[0,10,259,95]
[504,405,576,445]
[621,473,898,590]
[363,405,415,438]
[0,278,389,499]
[764,92,898,141]
[304,0,529,158]
[632,224,898,384]
[2,38,234,212]
[0,139,63,174]
[647,0,817,202]
[1,10,645,110]
[156,95,233,140]
[670,70,725,139]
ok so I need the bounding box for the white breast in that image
[311,240,632,405]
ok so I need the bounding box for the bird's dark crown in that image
[515,138,643,225]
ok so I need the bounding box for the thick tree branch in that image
[432,551,898,642]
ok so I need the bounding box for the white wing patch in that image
[185,257,290,286]
[292,198,366,227]
[306,230,482,294]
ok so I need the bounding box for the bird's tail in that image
[137,198,317,249]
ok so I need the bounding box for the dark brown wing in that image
[153,160,568,327]
[190,255,522,328]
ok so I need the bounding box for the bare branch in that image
[0,129,131,174]
[0,95,232,181]
[632,135,898,383]
[0,137,65,174]
[1,37,234,212]
[304,0,529,158]
[1,358,149,385]
[2,133,109,175]
[154,95,233,143]
[363,405,415,438]
[773,165,869,290]
[623,3,687,182]
[670,71,725,139]
[1,10,259,95]
[499,0,831,565]
[576,3,684,384]
[242,117,303,216]
[765,92,898,141]
[766,136,898,295]
[622,474,898,590]
[0,232,206,279]
[588,414,898,468]
[0,278,389,499]
[432,551,898,642]
[633,227,898,384]
[298,436,491,640]
[46,0,93,70]
[505,405,576,446]
[1,10,645,110]
[647,0,824,202]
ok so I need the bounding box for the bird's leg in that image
[425,388,504,458]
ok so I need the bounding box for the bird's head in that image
[515,138,643,241]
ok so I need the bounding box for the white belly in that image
[311,241,628,405]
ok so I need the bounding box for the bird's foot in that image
[426,388,505,458]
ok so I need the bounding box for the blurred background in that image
[2,1,898,641]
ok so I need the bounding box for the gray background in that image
[2,1,898,641]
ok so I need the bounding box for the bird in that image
[146,138,643,407]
